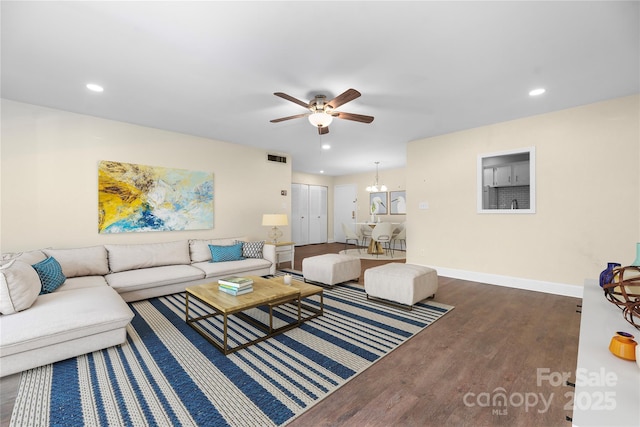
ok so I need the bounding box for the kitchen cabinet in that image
[484,163,530,187]
[494,165,512,186]
[484,165,513,187]
[483,168,494,187]
[512,161,529,185]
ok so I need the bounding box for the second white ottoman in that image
[302,254,361,287]
[364,263,438,308]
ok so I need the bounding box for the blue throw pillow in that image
[32,256,66,294]
[208,243,245,262]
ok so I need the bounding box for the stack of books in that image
[218,276,254,296]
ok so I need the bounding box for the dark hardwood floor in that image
[289,243,582,427]
[0,243,582,427]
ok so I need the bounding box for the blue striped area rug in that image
[10,277,453,427]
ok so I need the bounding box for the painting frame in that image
[98,160,214,234]
[369,191,388,215]
[390,190,407,215]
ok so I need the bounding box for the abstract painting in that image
[98,160,213,233]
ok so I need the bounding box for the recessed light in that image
[529,88,545,96]
[320,170,324,174]
[86,83,104,92]
[322,144,331,150]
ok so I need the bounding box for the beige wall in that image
[406,95,640,290]
[334,167,407,224]
[3,96,637,293]
[0,100,292,252]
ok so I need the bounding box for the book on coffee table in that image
[218,285,253,296]
[218,276,254,288]
[219,282,253,292]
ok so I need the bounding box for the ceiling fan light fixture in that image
[271,89,373,134]
[308,112,333,128]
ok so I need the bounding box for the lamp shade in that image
[262,214,288,226]
[308,112,333,128]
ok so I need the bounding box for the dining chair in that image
[371,222,393,258]
[391,226,406,254]
[360,224,373,248]
[341,223,361,253]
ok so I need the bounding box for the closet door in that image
[291,183,309,245]
[308,185,327,244]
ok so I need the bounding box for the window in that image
[477,147,536,213]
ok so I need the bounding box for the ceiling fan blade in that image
[273,92,310,109]
[334,111,374,123]
[270,113,309,123]
[327,88,361,109]
[319,126,329,135]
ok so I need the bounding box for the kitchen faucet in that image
[510,199,518,209]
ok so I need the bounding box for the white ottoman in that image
[364,263,438,308]
[302,254,361,287]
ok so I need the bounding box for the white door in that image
[334,184,358,243]
[308,185,327,244]
[291,183,309,245]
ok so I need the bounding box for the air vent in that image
[267,154,287,164]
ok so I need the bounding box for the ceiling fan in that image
[270,88,374,135]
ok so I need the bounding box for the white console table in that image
[572,281,640,426]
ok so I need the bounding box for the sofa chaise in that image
[0,237,277,377]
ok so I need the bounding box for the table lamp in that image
[262,214,288,243]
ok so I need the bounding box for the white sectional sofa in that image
[0,237,277,377]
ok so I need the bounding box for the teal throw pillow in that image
[32,256,66,294]
[209,243,245,262]
[234,240,265,259]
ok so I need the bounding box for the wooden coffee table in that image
[268,276,324,321]
[185,276,301,355]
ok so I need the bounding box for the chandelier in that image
[366,162,387,192]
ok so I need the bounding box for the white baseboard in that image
[425,265,584,298]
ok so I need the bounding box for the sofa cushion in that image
[56,276,109,292]
[192,258,272,279]
[235,240,265,259]
[1,250,47,266]
[32,257,66,294]
[0,286,134,358]
[105,265,205,292]
[0,260,42,315]
[43,246,109,278]
[209,243,244,262]
[189,237,247,263]
[105,240,190,273]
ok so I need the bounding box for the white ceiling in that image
[2,1,638,176]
